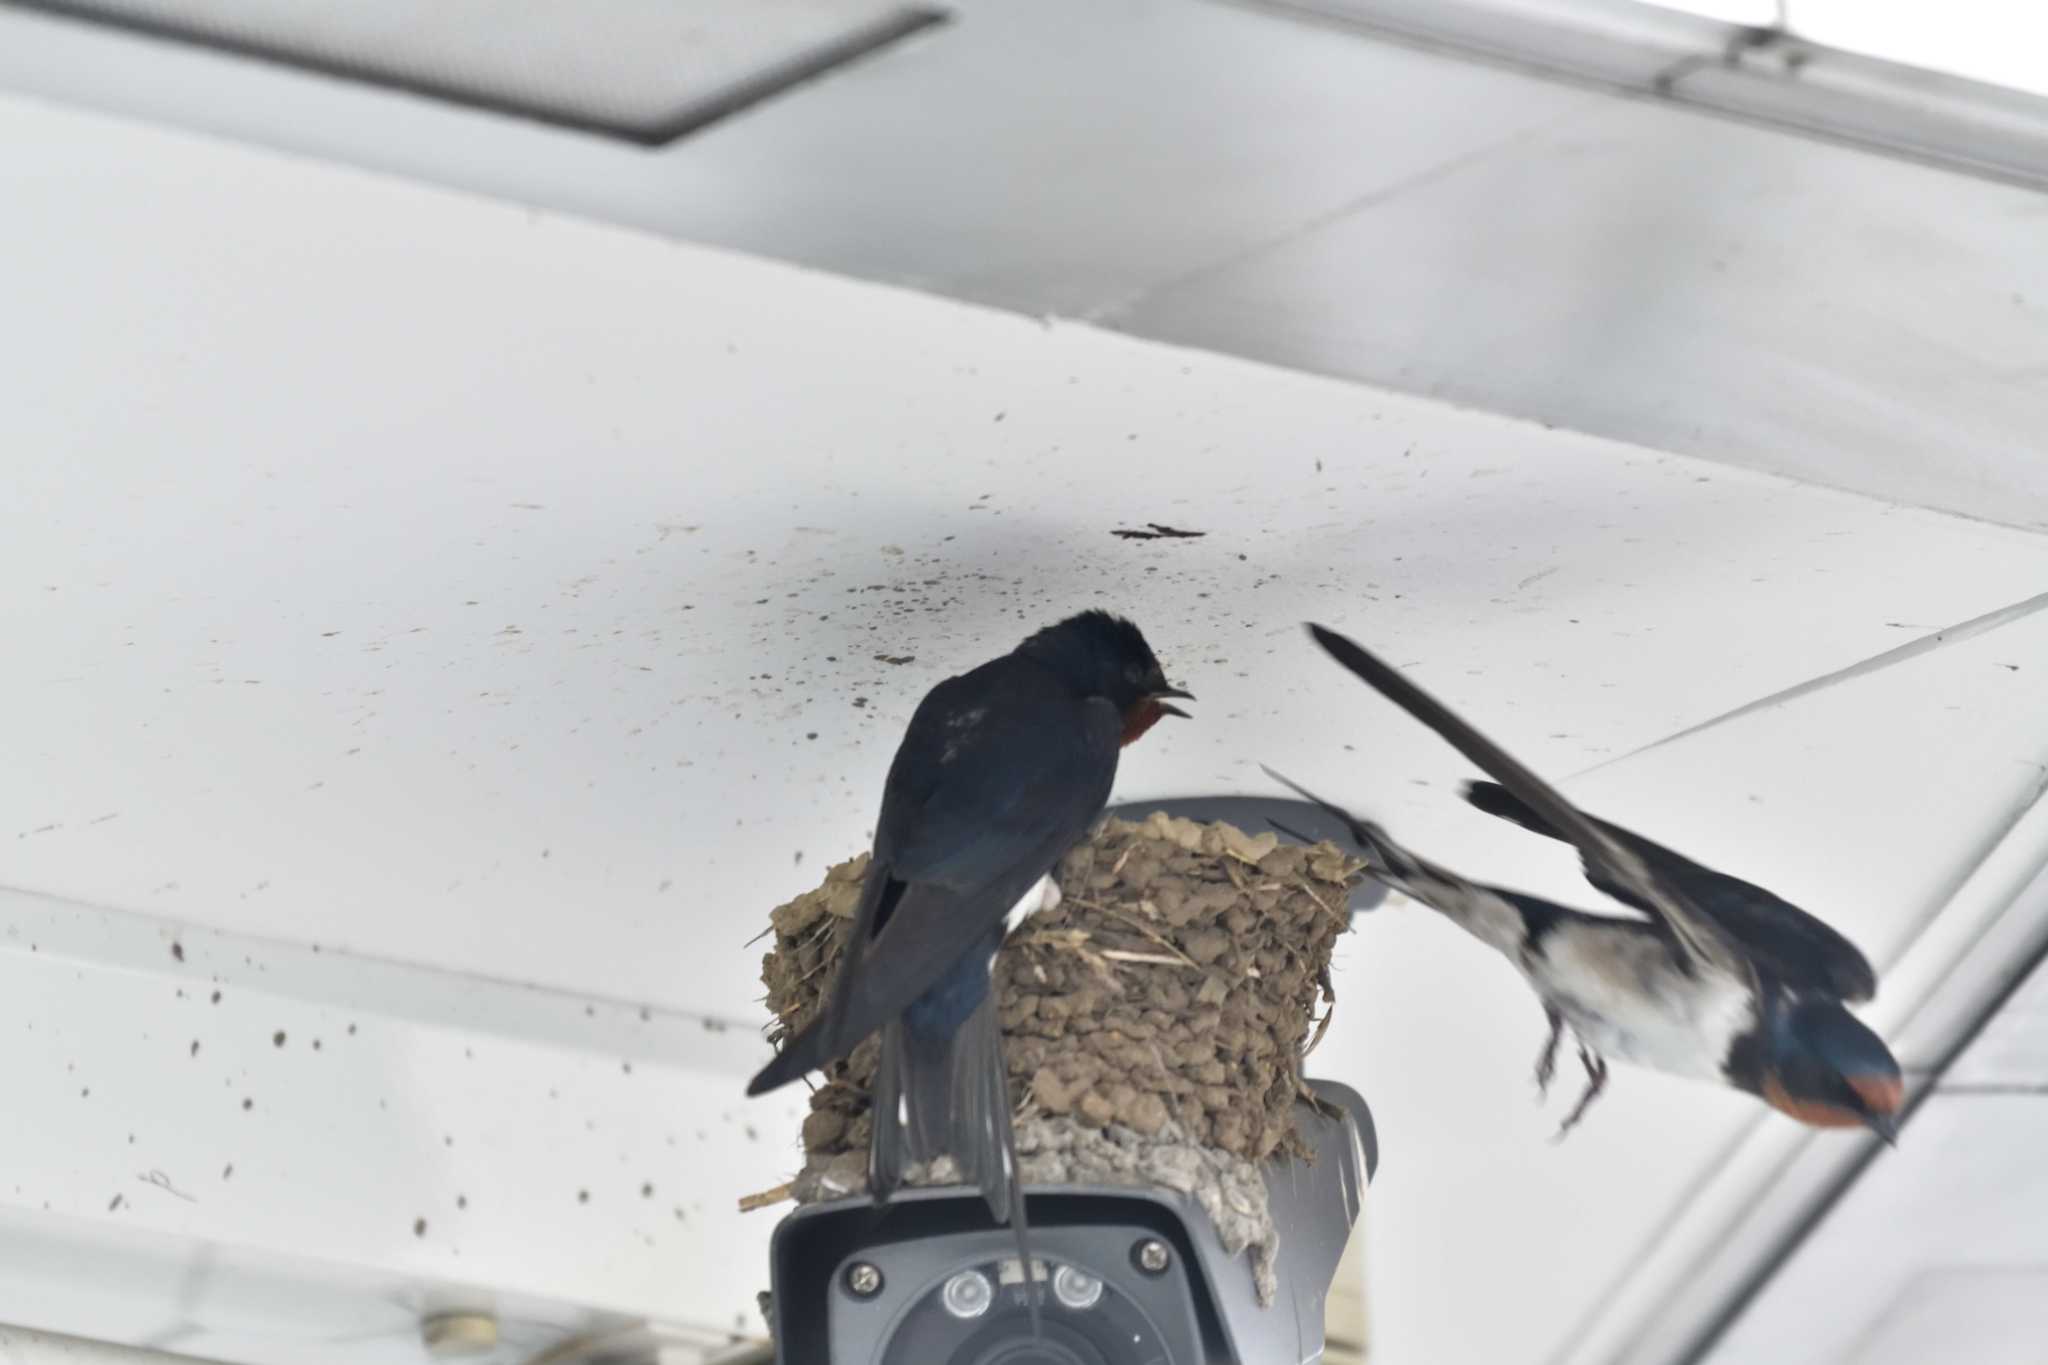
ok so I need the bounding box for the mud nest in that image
[757,812,1361,1296]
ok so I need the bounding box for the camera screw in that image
[845,1262,884,1298]
[1133,1239,1171,1276]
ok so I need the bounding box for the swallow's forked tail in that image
[746,1012,830,1096]
[871,992,1040,1336]
[1262,764,1529,957]
[1261,764,1438,896]
[1463,779,1564,841]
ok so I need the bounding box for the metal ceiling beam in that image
[1250,0,2048,191]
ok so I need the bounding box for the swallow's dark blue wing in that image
[747,655,1120,1094]
[878,659,1121,895]
[1306,623,1755,986]
[1464,781,1877,1003]
[851,660,1120,1000]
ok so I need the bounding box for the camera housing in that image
[766,1078,1376,1365]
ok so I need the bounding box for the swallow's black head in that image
[1019,610,1192,744]
[1760,997,1903,1143]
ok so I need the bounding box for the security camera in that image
[765,1078,1376,1365]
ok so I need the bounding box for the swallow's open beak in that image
[1151,685,1194,719]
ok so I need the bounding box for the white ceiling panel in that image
[1702,1090,2048,1365]
[8,90,2048,1365]
[1847,1270,2048,1365]
[1942,950,2048,1089]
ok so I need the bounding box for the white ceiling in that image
[4,0,2043,534]
[3,3,2048,1363]
[5,82,2048,1365]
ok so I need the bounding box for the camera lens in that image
[964,1337,1092,1365]
[941,1269,995,1320]
[1050,1264,1104,1311]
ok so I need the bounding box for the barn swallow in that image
[1268,623,1901,1142]
[747,610,1190,1311]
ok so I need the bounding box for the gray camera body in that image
[767,1078,1377,1365]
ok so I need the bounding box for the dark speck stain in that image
[642,1182,654,1198]
[223,1164,233,1180]
[211,991,222,1005]
[109,1194,124,1212]
[171,942,185,963]
[457,1195,469,1210]
[414,1217,428,1238]
[190,1041,200,1058]
[578,1189,590,1204]
[242,1098,253,1112]
[273,1031,286,1048]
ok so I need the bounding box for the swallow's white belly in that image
[1001,872,1062,938]
[1523,922,1756,1081]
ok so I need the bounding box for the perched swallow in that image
[1270,623,1902,1142]
[747,610,1190,1304]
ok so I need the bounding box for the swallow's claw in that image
[1534,1006,1564,1097]
[1552,1050,1610,1139]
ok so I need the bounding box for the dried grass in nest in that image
[758,811,1361,1174]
